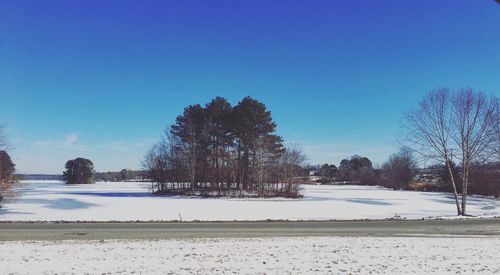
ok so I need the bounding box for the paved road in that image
[0,219,499,241]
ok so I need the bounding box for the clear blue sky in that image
[1,0,499,174]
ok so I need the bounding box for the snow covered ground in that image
[0,180,499,221]
[1,236,499,274]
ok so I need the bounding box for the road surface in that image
[1,219,499,241]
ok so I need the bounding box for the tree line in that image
[143,96,306,197]
[96,169,146,182]
[307,155,378,185]
[417,161,500,198]
[62,160,146,184]
[306,151,415,188]
[308,145,499,201]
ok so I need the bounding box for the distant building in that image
[309,170,319,176]
[414,168,441,183]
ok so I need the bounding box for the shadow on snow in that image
[61,192,152,198]
[18,198,98,210]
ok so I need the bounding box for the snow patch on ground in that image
[0,181,499,221]
[1,237,499,274]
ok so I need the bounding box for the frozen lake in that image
[0,180,499,221]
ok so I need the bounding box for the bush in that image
[380,148,417,189]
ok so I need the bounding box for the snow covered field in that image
[0,180,499,221]
[1,236,499,274]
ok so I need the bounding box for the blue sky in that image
[1,1,499,173]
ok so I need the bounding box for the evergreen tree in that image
[63,158,96,184]
[231,96,283,190]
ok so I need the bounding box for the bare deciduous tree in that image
[450,89,498,215]
[402,88,462,215]
[280,144,306,197]
[403,88,499,215]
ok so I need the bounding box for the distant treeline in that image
[305,155,384,186]
[19,174,63,181]
[19,170,146,182]
[306,152,500,198]
[96,169,147,182]
[144,96,305,197]
[417,162,500,197]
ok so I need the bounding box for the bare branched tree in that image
[142,131,184,192]
[450,89,498,215]
[280,144,306,197]
[402,88,499,215]
[381,148,417,189]
[402,88,461,215]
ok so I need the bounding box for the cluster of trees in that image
[0,126,16,203]
[317,164,338,179]
[338,155,377,185]
[403,88,499,215]
[309,156,380,186]
[313,153,414,187]
[308,144,499,201]
[63,158,96,184]
[306,153,413,188]
[144,96,306,197]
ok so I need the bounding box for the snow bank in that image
[0,181,499,221]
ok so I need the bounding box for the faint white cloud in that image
[31,140,58,148]
[97,140,150,152]
[64,133,79,145]
[32,132,83,150]
[32,133,153,152]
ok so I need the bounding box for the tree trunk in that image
[461,161,469,216]
[446,158,462,215]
